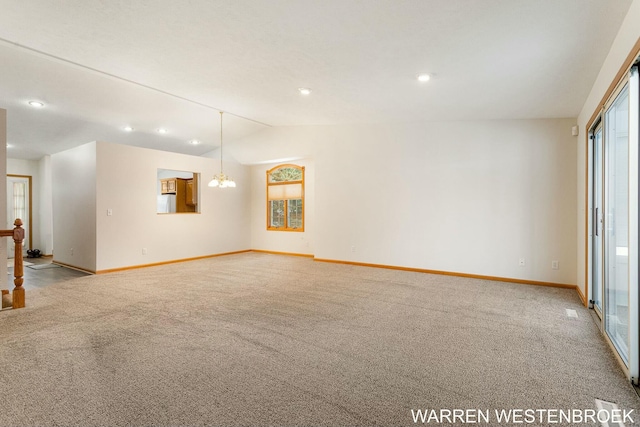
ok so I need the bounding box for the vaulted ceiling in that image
[0,0,633,160]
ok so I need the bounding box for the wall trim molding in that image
[251,249,314,258]
[62,249,579,296]
[94,250,252,274]
[314,257,577,290]
[53,260,96,274]
[575,283,587,305]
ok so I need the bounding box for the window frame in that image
[266,164,305,232]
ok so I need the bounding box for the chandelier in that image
[208,111,236,188]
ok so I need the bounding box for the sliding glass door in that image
[604,83,630,364]
[590,63,639,380]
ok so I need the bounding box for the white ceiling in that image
[0,0,633,160]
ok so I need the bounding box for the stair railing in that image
[0,218,25,309]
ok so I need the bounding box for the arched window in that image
[267,164,304,231]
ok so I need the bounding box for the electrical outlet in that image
[351,246,356,253]
[70,248,74,256]
[107,209,113,216]
[519,257,525,267]
[142,248,147,255]
[552,260,559,270]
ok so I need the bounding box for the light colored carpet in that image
[0,252,638,426]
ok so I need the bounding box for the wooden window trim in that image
[266,164,305,232]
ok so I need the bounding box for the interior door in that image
[6,175,30,258]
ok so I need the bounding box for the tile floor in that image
[7,256,90,291]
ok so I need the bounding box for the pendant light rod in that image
[208,110,236,188]
[220,111,224,174]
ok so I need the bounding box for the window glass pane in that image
[269,200,285,228]
[269,167,302,182]
[13,182,26,221]
[605,83,629,364]
[287,199,303,229]
[266,164,303,231]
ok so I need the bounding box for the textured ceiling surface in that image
[0,0,633,160]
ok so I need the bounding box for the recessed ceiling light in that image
[123,126,134,132]
[28,101,45,108]
[417,73,431,82]
[298,87,312,95]
[189,139,200,145]
[157,128,168,134]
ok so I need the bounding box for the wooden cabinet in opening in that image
[160,177,197,213]
[186,175,198,207]
[160,178,177,194]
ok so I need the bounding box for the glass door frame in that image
[604,80,630,366]
[587,64,639,382]
[628,64,639,384]
[590,120,604,319]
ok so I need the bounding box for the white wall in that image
[236,118,578,285]
[95,141,250,271]
[0,109,7,288]
[250,159,314,255]
[7,158,39,176]
[39,156,54,255]
[52,142,97,271]
[7,158,41,251]
[576,0,640,298]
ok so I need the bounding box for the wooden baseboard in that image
[95,250,252,274]
[52,261,96,274]
[60,249,580,296]
[314,258,577,290]
[575,284,587,306]
[251,249,314,258]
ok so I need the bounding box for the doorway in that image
[6,174,32,257]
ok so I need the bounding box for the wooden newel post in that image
[12,218,25,309]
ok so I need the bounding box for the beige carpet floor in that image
[0,252,638,426]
